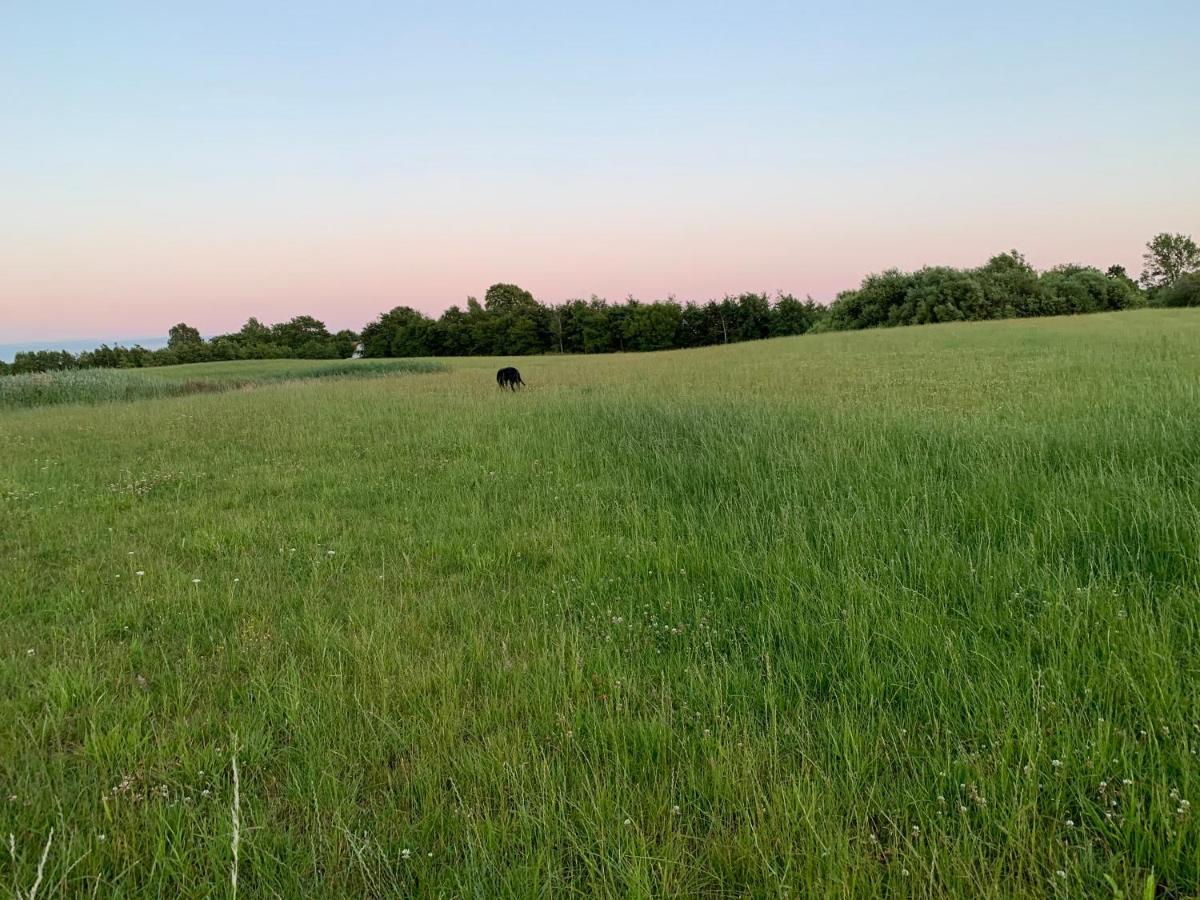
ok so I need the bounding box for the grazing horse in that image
[496,366,525,390]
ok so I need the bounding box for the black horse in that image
[496,366,525,390]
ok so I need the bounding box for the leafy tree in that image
[771,294,827,336]
[733,293,772,341]
[675,301,711,348]
[1141,233,1200,291]
[976,251,1043,317]
[238,317,272,343]
[332,330,360,358]
[828,269,914,330]
[1104,264,1142,302]
[484,283,538,312]
[360,306,434,357]
[168,322,202,348]
[1041,266,1114,315]
[549,300,592,354]
[483,283,548,354]
[622,301,682,351]
[580,299,617,353]
[270,316,331,353]
[1157,272,1200,308]
[11,350,77,373]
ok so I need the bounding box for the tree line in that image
[4,232,1197,376]
[2,317,359,375]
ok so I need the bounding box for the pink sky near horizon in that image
[1,217,1186,343]
[4,173,1192,342]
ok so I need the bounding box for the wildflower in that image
[98,834,106,842]
[192,578,201,584]
[624,818,632,826]
[327,550,336,555]
[672,805,680,815]
[1051,759,1062,768]
[136,571,145,576]
[26,648,35,656]
[1056,870,1067,879]
[1065,819,1074,828]
[401,848,411,860]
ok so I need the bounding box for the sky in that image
[2,1,1198,346]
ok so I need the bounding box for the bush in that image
[827,253,1147,330]
[1155,273,1200,308]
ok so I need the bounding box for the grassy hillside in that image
[2,309,1198,897]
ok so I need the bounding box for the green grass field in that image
[0,359,441,410]
[2,309,1198,897]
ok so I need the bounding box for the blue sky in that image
[2,0,1197,344]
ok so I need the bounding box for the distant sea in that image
[0,337,168,363]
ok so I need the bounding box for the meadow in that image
[1,309,1198,897]
[0,359,442,411]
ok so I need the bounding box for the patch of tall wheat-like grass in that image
[0,359,443,410]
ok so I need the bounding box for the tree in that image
[270,316,331,353]
[771,294,826,336]
[238,317,272,343]
[1040,265,1132,314]
[1157,272,1200,308]
[580,299,617,353]
[484,283,549,354]
[733,293,772,341]
[1104,264,1141,301]
[676,301,711,348]
[168,322,202,349]
[484,283,538,312]
[11,350,77,373]
[331,329,360,358]
[622,301,682,351]
[977,251,1044,317]
[1140,233,1200,291]
[360,306,433,357]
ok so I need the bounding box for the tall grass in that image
[0,359,443,410]
[1,309,1197,896]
